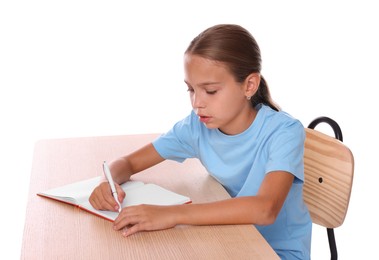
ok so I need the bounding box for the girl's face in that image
[184,54,257,135]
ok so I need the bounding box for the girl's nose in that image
[192,93,204,109]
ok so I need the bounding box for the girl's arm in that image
[114,170,294,236]
[109,143,165,184]
[89,143,165,211]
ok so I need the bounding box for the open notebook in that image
[37,177,191,222]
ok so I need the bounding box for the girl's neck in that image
[219,107,257,136]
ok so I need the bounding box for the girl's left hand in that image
[113,205,178,236]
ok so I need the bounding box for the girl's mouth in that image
[199,115,211,123]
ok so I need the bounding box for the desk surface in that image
[21,134,278,259]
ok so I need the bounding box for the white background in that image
[1,1,378,259]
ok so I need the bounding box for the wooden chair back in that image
[304,128,354,228]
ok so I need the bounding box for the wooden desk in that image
[21,134,279,259]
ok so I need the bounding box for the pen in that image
[102,161,122,213]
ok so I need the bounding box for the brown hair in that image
[185,24,279,111]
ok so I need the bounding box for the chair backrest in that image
[303,127,354,228]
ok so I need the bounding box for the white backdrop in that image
[1,1,378,259]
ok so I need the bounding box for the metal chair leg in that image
[327,228,338,260]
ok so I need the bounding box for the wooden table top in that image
[21,134,278,259]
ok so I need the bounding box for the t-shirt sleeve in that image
[152,112,199,162]
[265,119,305,183]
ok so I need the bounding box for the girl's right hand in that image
[89,181,126,212]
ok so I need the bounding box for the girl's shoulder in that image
[257,104,304,133]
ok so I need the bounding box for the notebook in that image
[37,176,191,222]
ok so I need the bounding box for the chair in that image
[303,117,354,260]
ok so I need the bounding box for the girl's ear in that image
[245,73,260,98]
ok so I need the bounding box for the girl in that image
[90,24,312,259]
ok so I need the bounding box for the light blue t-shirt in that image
[152,104,312,259]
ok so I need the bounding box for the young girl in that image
[89,24,312,259]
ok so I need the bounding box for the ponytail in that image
[251,76,280,111]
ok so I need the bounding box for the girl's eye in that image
[187,87,194,92]
[206,90,217,95]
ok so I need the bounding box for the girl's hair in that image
[185,24,279,111]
